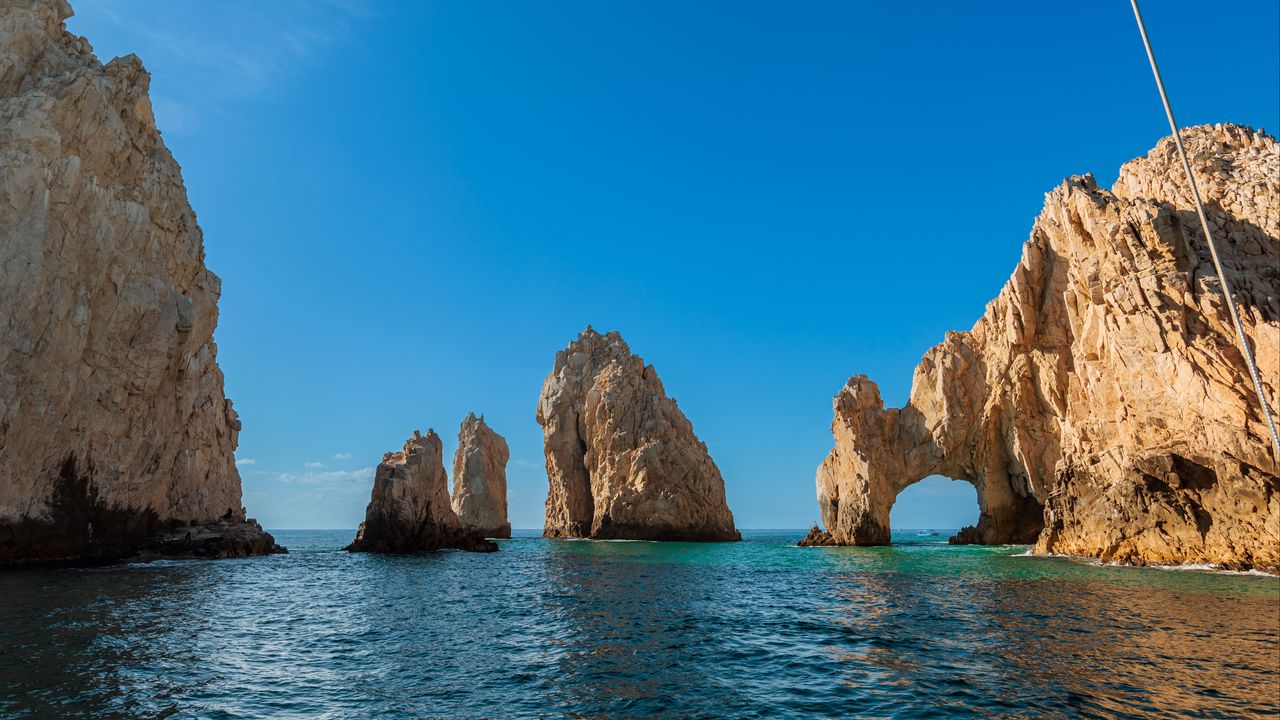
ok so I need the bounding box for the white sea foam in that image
[1011,550,1278,577]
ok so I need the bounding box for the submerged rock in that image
[811,124,1279,572]
[450,413,511,539]
[0,0,279,565]
[348,430,496,553]
[537,327,740,541]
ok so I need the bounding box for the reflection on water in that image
[0,530,1276,718]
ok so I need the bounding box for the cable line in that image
[1130,0,1280,462]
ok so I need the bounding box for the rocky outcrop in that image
[537,327,740,541]
[810,125,1279,572]
[348,430,497,553]
[0,0,280,565]
[797,525,833,547]
[450,413,511,539]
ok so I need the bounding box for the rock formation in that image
[348,430,497,553]
[0,0,281,565]
[537,327,740,541]
[450,413,511,539]
[809,124,1279,572]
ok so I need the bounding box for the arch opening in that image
[889,475,979,536]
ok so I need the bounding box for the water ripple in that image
[0,530,1276,719]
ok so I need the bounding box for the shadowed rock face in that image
[0,0,279,565]
[810,125,1279,572]
[450,413,511,539]
[537,327,740,542]
[348,431,496,553]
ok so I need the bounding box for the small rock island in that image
[537,327,740,541]
[348,430,497,553]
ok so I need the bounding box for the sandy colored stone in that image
[348,430,496,553]
[450,413,511,539]
[811,124,1279,572]
[0,0,279,564]
[537,327,740,541]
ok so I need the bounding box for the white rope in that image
[1130,0,1280,463]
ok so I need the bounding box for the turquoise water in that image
[1,529,1276,719]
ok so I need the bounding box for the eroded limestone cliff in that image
[811,125,1279,571]
[0,0,279,565]
[537,327,739,541]
[450,413,511,539]
[348,430,496,553]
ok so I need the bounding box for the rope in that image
[1130,0,1280,463]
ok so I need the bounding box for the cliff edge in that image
[0,0,280,565]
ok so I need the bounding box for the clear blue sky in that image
[67,2,1278,530]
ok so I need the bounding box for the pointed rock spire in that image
[451,413,512,539]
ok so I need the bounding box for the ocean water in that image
[0,530,1276,719]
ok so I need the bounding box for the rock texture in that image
[348,430,497,553]
[810,125,1279,571]
[0,0,280,565]
[450,413,511,539]
[537,327,740,541]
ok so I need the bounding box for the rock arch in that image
[805,125,1279,572]
[814,375,1044,546]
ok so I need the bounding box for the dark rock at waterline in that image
[138,518,287,561]
[948,526,983,546]
[0,459,284,568]
[796,525,836,547]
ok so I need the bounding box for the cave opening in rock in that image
[889,476,978,534]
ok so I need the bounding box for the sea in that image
[1,529,1276,719]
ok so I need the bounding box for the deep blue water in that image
[1,529,1276,719]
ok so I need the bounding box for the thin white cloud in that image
[332,452,353,460]
[276,467,375,487]
[305,461,325,469]
[236,458,256,466]
[67,1,374,115]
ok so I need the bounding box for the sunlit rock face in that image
[348,430,497,553]
[812,125,1279,572]
[450,413,511,539]
[0,0,280,565]
[537,327,740,541]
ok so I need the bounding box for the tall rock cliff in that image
[537,327,740,541]
[810,125,1279,572]
[450,413,511,539]
[0,0,279,564]
[348,430,496,553]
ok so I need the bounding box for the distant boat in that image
[916,530,939,537]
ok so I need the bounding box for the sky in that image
[66,1,1279,531]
